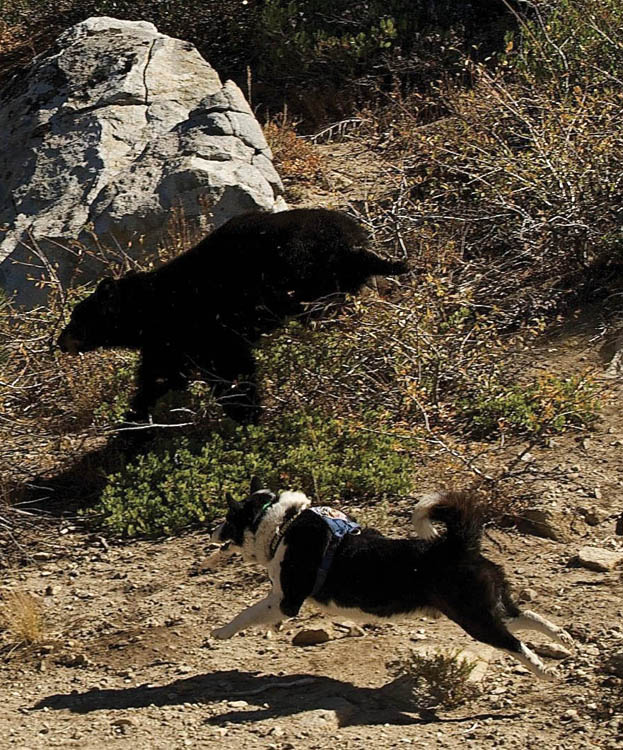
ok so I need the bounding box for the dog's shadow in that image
[33,669,519,728]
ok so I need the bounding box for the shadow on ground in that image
[33,669,520,728]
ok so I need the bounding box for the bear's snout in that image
[57,329,82,355]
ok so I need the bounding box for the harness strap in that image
[310,507,360,597]
[268,508,304,559]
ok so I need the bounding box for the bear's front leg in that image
[127,347,187,421]
[211,592,284,639]
[209,341,260,424]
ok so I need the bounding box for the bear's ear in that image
[250,476,262,495]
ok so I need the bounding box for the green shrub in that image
[92,361,138,425]
[0,0,516,126]
[256,288,603,446]
[510,0,623,90]
[256,1,403,80]
[92,410,414,537]
[459,372,599,439]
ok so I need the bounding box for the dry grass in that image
[0,590,46,650]
[386,648,479,709]
[264,112,325,183]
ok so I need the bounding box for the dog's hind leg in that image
[447,611,556,681]
[212,591,284,639]
[507,641,557,681]
[505,610,574,649]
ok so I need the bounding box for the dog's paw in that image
[211,626,235,640]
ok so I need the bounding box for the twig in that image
[228,677,317,698]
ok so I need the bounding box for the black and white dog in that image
[210,479,573,680]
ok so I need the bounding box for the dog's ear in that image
[226,492,238,512]
[250,476,262,495]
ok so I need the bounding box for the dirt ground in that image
[2,140,623,749]
[2,378,623,748]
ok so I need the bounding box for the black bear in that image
[57,208,408,422]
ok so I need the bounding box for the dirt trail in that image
[2,377,623,750]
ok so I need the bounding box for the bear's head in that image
[57,277,129,354]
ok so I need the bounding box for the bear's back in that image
[161,208,368,283]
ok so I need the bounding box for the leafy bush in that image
[511,0,623,90]
[0,0,516,125]
[93,410,414,536]
[458,372,599,439]
[256,285,601,447]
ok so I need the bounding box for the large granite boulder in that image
[0,17,286,306]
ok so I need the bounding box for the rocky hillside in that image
[1,2,623,747]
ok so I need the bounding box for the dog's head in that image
[211,477,277,550]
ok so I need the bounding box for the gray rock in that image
[0,17,285,306]
[575,546,623,572]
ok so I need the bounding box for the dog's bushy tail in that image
[411,490,483,554]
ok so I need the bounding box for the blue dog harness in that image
[309,506,360,596]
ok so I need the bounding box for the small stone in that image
[593,487,602,499]
[576,547,623,572]
[292,628,331,647]
[227,700,249,709]
[531,642,572,660]
[346,624,366,638]
[605,653,623,677]
[584,508,605,526]
[111,718,136,734]
[518,587,537,603]
[562,709,580,721]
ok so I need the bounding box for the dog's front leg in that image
[212,592,283,639]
